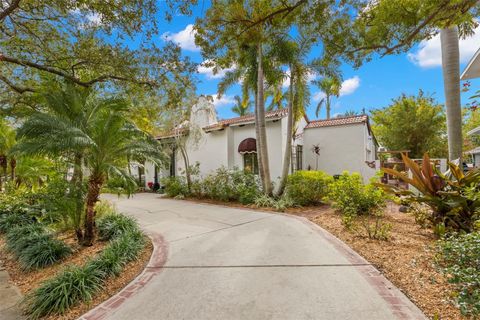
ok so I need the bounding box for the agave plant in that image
[378,153,480,235]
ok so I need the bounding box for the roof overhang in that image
[467,126,480,136]
[461,47,480,80]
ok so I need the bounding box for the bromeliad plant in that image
[379,153,480,235]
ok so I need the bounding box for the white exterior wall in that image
[303,123,376,183]
[179,129,228,177]
[230,120,284,182]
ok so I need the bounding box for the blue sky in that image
[155,3,480,121]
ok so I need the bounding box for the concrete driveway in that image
[82,193,426,320]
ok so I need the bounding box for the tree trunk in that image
[71,154,84,243]
[254,91,266,191]
[83,174,104,246]
[256,43,272,195]
[180,146,191,191]
[326,96,331,119]
[276,68,294,196]
[9,157,15,181]
[440,27,462,161]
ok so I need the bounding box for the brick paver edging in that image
[78,231,169,320]
[280,213,427,320]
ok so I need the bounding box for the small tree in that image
[371,91,447,158]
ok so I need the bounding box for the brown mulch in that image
[0,232,153,320]
[179,197,464,320]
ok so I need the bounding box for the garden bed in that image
[180,197,464,320]
[0,231,153,320]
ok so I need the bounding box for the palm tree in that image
[440,27,462,161]
[231,84,252,116]
[80,107,164,245]
[315,77,340,119]
[16,82,164,245]
[274,36,312,196]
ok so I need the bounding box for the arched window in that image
[238,138,258,174]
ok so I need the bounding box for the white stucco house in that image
[142,96,378,187]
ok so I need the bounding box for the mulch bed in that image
[0,232,153,320]
[180,197,465,320]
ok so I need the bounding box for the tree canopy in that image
[370,91,447,158]
[0,0,197,118]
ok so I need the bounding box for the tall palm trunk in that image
[83,174,104,246]
[256,43,272,194]
[254,91,266,191]
[440,27,462,161]
[276,69,294,196]
[326,96,331,119]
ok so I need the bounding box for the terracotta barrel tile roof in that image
[305,115,368,129]
[204,108,288,131]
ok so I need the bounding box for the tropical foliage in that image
[286,170,332,206]
[379,153,480,235]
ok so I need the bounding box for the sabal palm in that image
[315,77,340,119]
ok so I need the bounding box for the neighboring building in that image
[462,47,480,164]
[143,96,378,187]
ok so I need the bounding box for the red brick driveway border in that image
[280,212,427,320]
[78,231,169,320]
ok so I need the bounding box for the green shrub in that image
[89,230,145,277]
[95,200,117,219]
[438,232,480,316]
[328,172,385,218]
[5,224,47,253]
[286,170,333,205]
[162,176,188,198]
[18,237,72,270]
[97,214,139,241]
[254,194,277,208]
[0,212,34,233]
[328,172,389,240]
[23,224,146,319]
[23,264,105,319]
[254,195,295,212]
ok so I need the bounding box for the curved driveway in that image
[83,193,426,320]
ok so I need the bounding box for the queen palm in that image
[315,77,341,119]
[16,82,164,245]
[440,27,462,161]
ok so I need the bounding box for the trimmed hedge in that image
[286,170,333,206]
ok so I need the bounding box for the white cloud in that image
[339,76,360,96]
[197,60,236,79]
[312,76,360,102]
[312,91,326,102]
[408,26,480,68]
[210,94,235,108]
[282,69,316,88]
[162,24,199,52]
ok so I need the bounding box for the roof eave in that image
[461,47,480,80]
